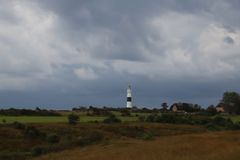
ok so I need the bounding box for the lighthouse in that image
[126,85,132,108]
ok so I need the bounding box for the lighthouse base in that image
[127,102,132,108]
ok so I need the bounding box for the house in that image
[215,103,225,113]
[216,107,225,113]
[170,103,193,113]
[170,102,202,113]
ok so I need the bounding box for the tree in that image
[161,103,168,112]
[221,92,240,114]
[2,119,6,124]
[121,109,131,116]
[68,114,79,125]
[103,114,121,123]
[206,105,217,115]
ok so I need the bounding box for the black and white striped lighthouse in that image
[126,85,132,108]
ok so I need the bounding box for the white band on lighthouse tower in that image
[127,85,132,108]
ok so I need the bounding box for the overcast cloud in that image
[0,0,240,108]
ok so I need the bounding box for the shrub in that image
[31,146,47,156]
[191,116,212,125]
[2,119,6,124]
[206,123,221,131]
[138,132,154,140]
[145,114,159,122]
[68,114,79,125]
[212,116,233,127]
[0,151,27,160]
[12,121,26,130]
[24,126,41,138]
[47,134,60,144]
[138,115,146,122]
[230,122,240,130]
[103,115,121,123]
[120,109,131,116]
[76,131,104,146]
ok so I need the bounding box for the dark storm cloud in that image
[0,0,240,108]
[224,36,234,44]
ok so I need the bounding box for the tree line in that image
[0,107,60,116]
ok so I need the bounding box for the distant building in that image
[216,107,225,113]
[170,103,192,113]
[215,103,225,113]
[170,102,201,113]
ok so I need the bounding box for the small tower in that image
[126,85,132,108]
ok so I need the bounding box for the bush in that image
[24,126,41,138]
[230,122,240,130]
[103,115,121,123]
[138,116,146,122]
[138,132,154,140]
[12,121,26,130]
[31,146,47,156]
[2,119,6,124]
[108,126,146,138]
[191,116,212,125]
[0,151,27,160]
[47,134,60,144]
[212,116,233,127]
[145,114,159,122]
[120,109,131,116]
[68,114,79,125]
[206,123,221,131]
[76,131,104,146]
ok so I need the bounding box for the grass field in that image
[1,113,240,160]
[0,122,207,160]
[224,115,240,122]
[1,114,240,124]
[0,115,138,123]
[33,131,240,160]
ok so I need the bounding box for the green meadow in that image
[0,115,138,124]
[223,115,240,123]
[1,114,240,124]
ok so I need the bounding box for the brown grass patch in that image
[33,131,240,160]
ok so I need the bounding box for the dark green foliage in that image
[138,132,154,140]
[120,109,131,116]
[76,131,104,146]
[206,105,217,115]
[0,151,27,160]
[2,119,6,123]
[212,116,233,127]
[230,122,240,130]
[47,134,60,144]
[24,126,41,138]
[103,114,121,123]
[205,123,221,131]
[145,114,159,122]
[221,91,240,114]
[12,121,26,130]
[190,116,212,125]
[31,146,47,156]
[87,107,112,116]
[145,114,194,124]
[68,114,79,125]
[138,115,146,122]
[205,116,234,131]
[0,107,60,116]
[161,102,169,112]
[143,114,238,130]
[101,125,156,140]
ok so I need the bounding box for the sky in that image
[0,0,240,109]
